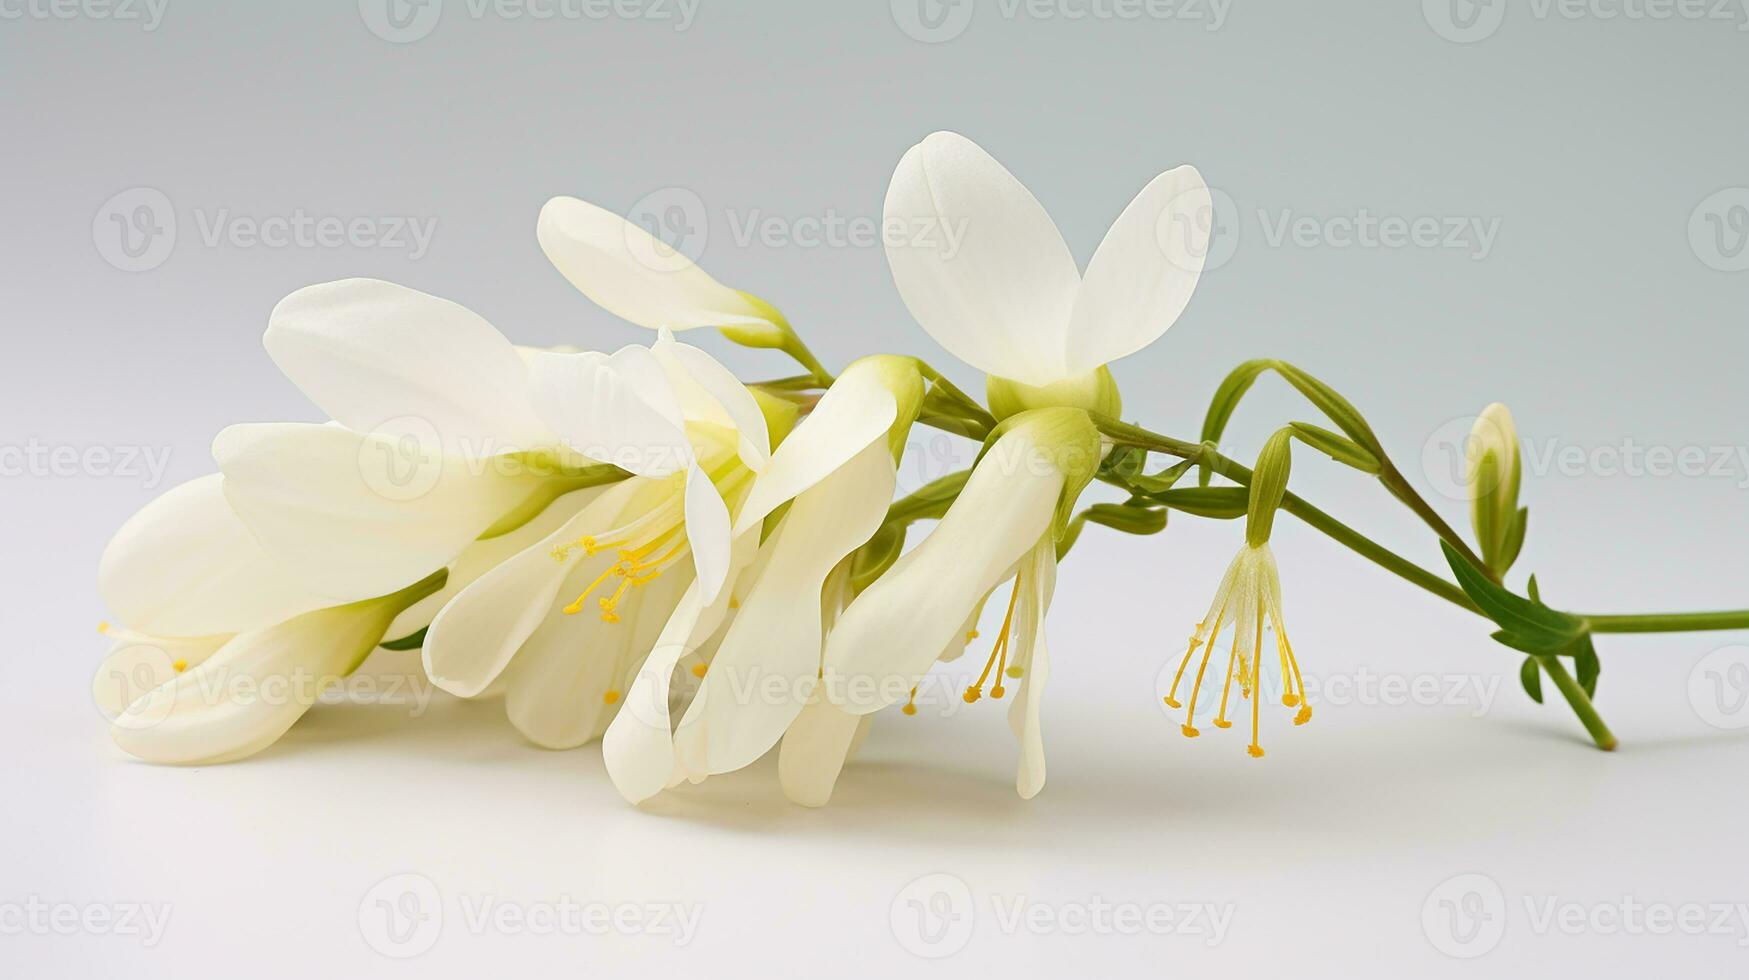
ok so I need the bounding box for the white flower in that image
[605,356,926,803]
[97,475,444,764]
[420,332,773,750]
[1162,542,1310,759]
[819,408,1100,799]
[883,131,1210,411]
[216,278,593,604]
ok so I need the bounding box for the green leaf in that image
[1124,458,1197,495]
[1526,574,1541,603]
[1573,635,1601,698]
[1198,360,1275,486]
[380,627,428,651]
[1288,421,1382,474]
[1083,502,1169,536]
[1154,486,1250,520]
[1443,542,1585,650]
[1498,506,1529,575]
[1197,360,1382,487]
[1519,657,1544,704]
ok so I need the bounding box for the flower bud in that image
[1466,402,1524,576]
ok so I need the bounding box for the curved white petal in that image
[530,349,692,479]
[1064,165,1209,375]
[502,586,630,750]
[778,700,866,808]
[266,278,548,453]
[92,632,230,721]
[600,584,708,803]
[538,196,774,331]
[110,599,395,765]
[422,482,638,697]
[1007,539,1057,800]
[684,462,733,606]
[732,365,898,536]
[692,441,894,775]
[883,131,1079,386]
[823,434,1062,715]
[215,422,542,603]
[653,334,770,471]
[99,475,339,637]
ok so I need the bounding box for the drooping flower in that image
[1162,543,1310,759]
[819,408,1100,799]
[882,131,1210,417]
[602,355,925,803]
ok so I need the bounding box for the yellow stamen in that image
[1247,609,1264,759]
[603,690,621,705]
[172,659,188,673]
[1174,602,1227,735]
[965,573,1022,705]
[563,561,626,616]
[690,663,708,678]
[966,629,980,642]
[902,687,918,716]
[96,622,111,635]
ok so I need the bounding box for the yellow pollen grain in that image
[690,663,708,678]
[172,659,188,673]
[603,690,621,705]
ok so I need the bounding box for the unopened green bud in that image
[1467,402,1525,576]
[1246,428,1294,547]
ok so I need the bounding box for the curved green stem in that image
[1535,654,1617,751]
[1582,610,1749,634]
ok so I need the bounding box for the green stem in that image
[1377,462,1496,583]
[1535,654,1617,751]
[1582,610,1749,634]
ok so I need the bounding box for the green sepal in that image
[1519,657,1544,704]
[1245,428,1293,547]
[380,627,428,651]
[1154,486,1250,520]
[1445,542,1585,650]
[1288,421,1381,474]
[850,523,906,592]
[1199,359,1382,486]
[1083,501,1168,536]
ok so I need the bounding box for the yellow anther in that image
[1247,744,1265,758]
[1005,666,1023,679]
[962,686,982,704]
[1212,719,1232,729]
[966,630,980,642]
[902,687,919,716]
[172,659,188,673]
[989,685,1005,699]
[1294,704,1313,726]
[1163,696,1182,709]
[96,622,111,635]
[690,663,707,678]
[603,690,621,705]
[729,597,741,609]
[1281,694,1300,708]
[1181,724,1200,738]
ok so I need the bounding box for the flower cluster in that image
[104,131,1605,806]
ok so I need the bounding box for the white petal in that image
[600,583,709,803]
[215,422,542,603]
[92,633,229,721]
[653,334,770,471]
[110,599,394,765]
[1007,539,1057,800]
[529,349,692,479]
[684,462,733,605]
[537,196,774,331]
[502,586,629,749]
[692,440,894,775]
[823,431,1062,714]
[1064,166,1209,375]
[732,365,898,536]
[265,278,547,453]
[422,482,638,697]
[778,700,865,808]
[883,131,1079,386]
[99,475,339,637]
